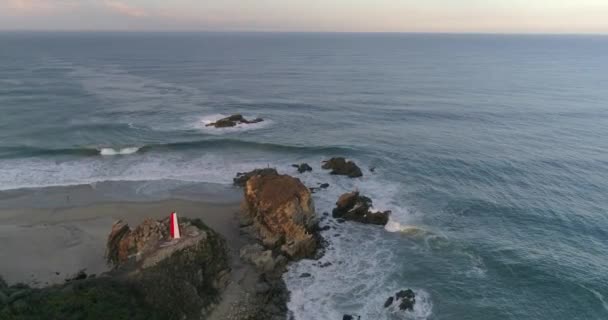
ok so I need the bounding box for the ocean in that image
[1,32,607,319]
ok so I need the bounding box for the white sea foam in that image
[99,147,140,156]
[196,114,273,134]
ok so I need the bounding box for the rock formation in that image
[384,289,416,311]
[291,163,312,173]
[233,168,278,187]
[242,173,319,260]
[1,218,230,320]
[321,157,363,178]
[332,191,391,225]
[206,114,263,128]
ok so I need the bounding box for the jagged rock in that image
[242,173,319,260]
[322,157,363,178]
[105,218,169,266]
[332,191,390,225]
[384,296,394,308]
[384,289,416,312]
[291,163,312,173]
[233,168,278,187]
[206,114,264,128]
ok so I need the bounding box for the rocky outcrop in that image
[291,163,312,173]
[233,168,278,187]
[384,289,416,311]
[1,218,230,320]
[322,157,363,178]
[242,173,319,260]
[332,191,390,225]
[206,114,263,128]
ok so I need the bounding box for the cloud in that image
[103,0,148,17]
[5,0,54,12]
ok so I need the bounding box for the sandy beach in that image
[0,183,243,287]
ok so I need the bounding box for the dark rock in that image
[319,183,330,189]
[299,273,312,278]
[319,262,332,268]
[323,212,329,216]
[65,270,87,282]
[233,168,278,187]
[336,218,346,223]
[321,157,363,178]
[384,296,394,308]
[206,114,264,128]
[242,173,319,260]
[370,166,376,173]
[332,191,391,225]
[387,289,415,312]
[343,315,360,320]
[292,163,313,173]
[319,225,331,231]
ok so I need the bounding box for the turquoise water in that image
[1,32,608,319]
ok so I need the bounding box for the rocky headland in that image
[0,162,418,319]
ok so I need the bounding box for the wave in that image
[0,139,357,159]
[99,147,140,156]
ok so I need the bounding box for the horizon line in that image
[1,29,607,36]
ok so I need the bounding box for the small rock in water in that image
[384,296,394,308]
[206,114,264,128]
[385,289,415,312]
[319,183,330,189]
[322,157,363,178]
[332,191,390,225]
[342,315,360,320]
[299,273,312,278]
[292,163,313,173]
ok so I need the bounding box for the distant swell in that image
[0,139,359,159]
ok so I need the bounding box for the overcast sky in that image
[1,0,607,33]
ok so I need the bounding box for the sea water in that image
[1,32,607,319]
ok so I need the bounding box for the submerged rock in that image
[292,163,313,173]
[206,114,264,128]
[321,157,363,178]
[332,191,391,225]
[242,173,319,260]
[233,168,278,187]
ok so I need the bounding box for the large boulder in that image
[243,174,319,260]
[321,157,363,178]
[206,114,264,128]
[332,191,390,225]
[233,168,278,187]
